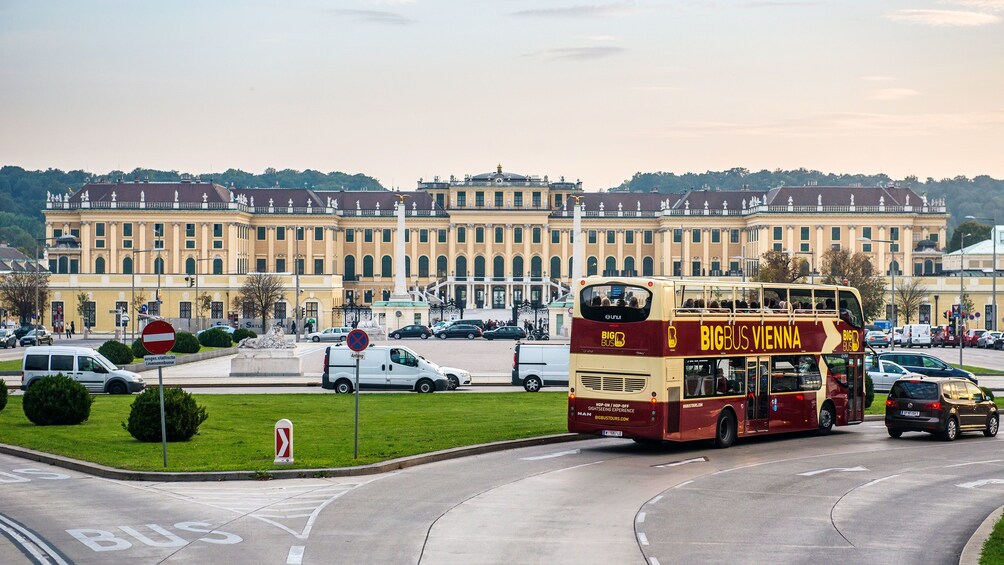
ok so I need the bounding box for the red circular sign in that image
[141,320,176,355]
[346,329,369,352]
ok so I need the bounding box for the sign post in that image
[141,320,176,468]
[274,419,294,464]
[346,329,369,459]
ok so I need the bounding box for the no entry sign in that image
[274,419,294,464]
[141,320,176,355]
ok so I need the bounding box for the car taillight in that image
[513,352,517,370]
[928,401,941,411]
[886,398,896,407]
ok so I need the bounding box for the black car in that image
[0,329,16,349]
[20,328,53,346]
[389,324,433,339]
[436,324,483,340]
[874,352,977,385]
[483,326,526,340]
[14,326,35,339]
[886,377,998,440]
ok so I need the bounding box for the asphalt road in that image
[1,423,1001,564]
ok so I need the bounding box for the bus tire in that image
[523,376,542,392]
[416,378,435,393]
[817,402,835,435]
[334,379,353,394]
[713,410,736,448]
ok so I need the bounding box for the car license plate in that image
[901,410,920,417]
[601,430,623,437]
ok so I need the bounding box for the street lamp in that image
[288,226,303,342]
[130,249,157,342]
[186,257,216,332]
[859,237,897,350]
[34,234,79,336]
[966,214,997,331]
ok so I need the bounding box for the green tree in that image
[0,271,50,325]
[894,278,927,325]
[75,291,91,337]
[754,249,803,283]
[948,220,991,252]
[818,249,887,322]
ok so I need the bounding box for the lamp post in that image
[966,215,997,331]
[130,249,156,342]
[186,257,216,332]
[34,234,79,337]
[859,237,897,349]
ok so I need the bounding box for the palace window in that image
[277,227,286,241]
[186,223,196,237]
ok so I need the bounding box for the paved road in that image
[1,424,1001,564]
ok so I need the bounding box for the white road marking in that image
[649,558,662,565]
[637,532,649,546]
[798,466,868,476]
[945,459,1003,468]
[649,495,664,504]
[958,479,1004,490]
[860,474,900,488]
[286,545,305,565]
[636,512,646,523]
[0,513,69,565]
[520,449,580,461]
[654,457,707,468]
[673,481,694,489]
[548,461,605,475]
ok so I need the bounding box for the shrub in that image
[123,387,208,442]
[131,339,150,359]
[0,381,7,413]
[864,373,875,409]
[22,374,92,425]
[172,332,201,354]
[98,340,134,366]
[232,328,256,344]
[198,328,232,348]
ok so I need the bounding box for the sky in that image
[1,0,1003,190]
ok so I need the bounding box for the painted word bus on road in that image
[567,277,866,448]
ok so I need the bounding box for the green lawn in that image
[981,512,1004,565]
[0,392,568,472]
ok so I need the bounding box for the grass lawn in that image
[982,512,1004,565]
[0,392,568,472]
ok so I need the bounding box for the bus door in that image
[745,358,770,433]
[845,355,864,423]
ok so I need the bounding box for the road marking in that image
[649,558,662,565]
[673,480,694,489]
[958,479,1004,490]
[636,512,646,523]
[520,449,580,461]
[945,459,1003,468]
[286,545,305,565]
[548,460,605,475]
[798,466,868,476]
[637,532,649,545]
[654,456,708,468]
[860,474,900,488]
[649,495,664,504]
[0,513,70,565]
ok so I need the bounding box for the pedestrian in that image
[291,320,297,334]
[64,324,70,339]
[69,320,75,337]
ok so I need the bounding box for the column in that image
[110,222,118,273]
[80,221,92,270]
[903,226,914,275]
[634,230,642,275]
[661,228,670,276]
[267,227,275,271]
[572,202,583,282]
[172,222,181,273]
[138,222,147,271]
[702,228,710,275]
[395,201,407,295]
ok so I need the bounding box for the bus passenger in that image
[716,368,727,394]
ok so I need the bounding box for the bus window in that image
[678,284,705,313]
[838,290,864,329]
[708,286,734,313]
[684,357,745,397]
[763,288,788,312]
[770,355,822,392]
[789,288,813,313]
[580,283,652,323]
[812,289,837,313]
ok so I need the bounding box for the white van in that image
[511,343,570,392]
[903,324,932,348]
[321,344,449,393]
[21,346,145,394]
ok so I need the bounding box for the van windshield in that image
[94,352,118,371]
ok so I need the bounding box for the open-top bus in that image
[567,277,866,447]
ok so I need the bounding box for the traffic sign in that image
[346,329,369,352]
[274,419,294,464]
[141,320,176,355]
[144,354,177,367]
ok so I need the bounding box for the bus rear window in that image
[580,284,652,323]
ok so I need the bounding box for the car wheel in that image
[107,381,128,395]
[817,402,835,435]
[421,333,429,340]
[447,374,459,390]
[985,414,999,437]
[392,333,401,339]
[334,379,353,394]
[523,376,542,392]
[438,333,447,340]
[467,333,475,339]
[944,417,959,441]
[713,411,736,449]
[416,378,435,393]
[887,428,903,438]
[312,336,320,342]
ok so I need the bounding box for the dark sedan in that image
[436,324,483,340]
[389,324,433,339]
[483,326,527,340]
[20,328,53,346]
[0,329,16,349]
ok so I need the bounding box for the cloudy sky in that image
[1,0,1002,189]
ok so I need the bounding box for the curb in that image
[960,504,1003,565]
[0,433,593,482]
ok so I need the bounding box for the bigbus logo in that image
[667,326,678,349]
[601,331,626,347]
[842,329,860,351]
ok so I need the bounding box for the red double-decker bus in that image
[567,277,866,447]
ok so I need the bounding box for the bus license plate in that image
[602,430,623,437]
[901,410,920,417]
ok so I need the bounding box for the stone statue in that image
[250,196,255,207]
[238,326,292,349]
[879,196,885,206]
[788,195,793,206]
[141,190,145,202]
[269,198,274,207]
[202,193,208,203]
[288,198,293,207]
[817,194,822,205]
[111,191,117,202]
[174,190,179,202]
[850,194,855,206]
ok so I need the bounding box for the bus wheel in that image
[817,402,835,435]
[523,376,542,392]
[714,411,736,448]
[334,379,353,394]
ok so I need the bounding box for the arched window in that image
[213,258,223,274]
[185,257,196,275]
[418,256,430,277]
[405,256,412,277]
[924,259,934,275]
[58,256,68,274]
[624,256,635,276]
[456,256,468,278]
[530,256,542,278]
[550,256,562,279]
[512,256,524,279]
[568,257,574,278]
[381,255,392,277]
[153,257,164,275]
[363,255,374,277]
[587,256,598,276]
[889,260,900,276]
[493,255,505,279]
[123,256,133,275]
[344,255,356,280]
[437,255,448,277]
[643,256,654,276]
[605,256,617,276]
[95,256,105,274]
[474,256,486,278]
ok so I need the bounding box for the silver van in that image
[321,344,449,393]
[511,343,570,392]
[21,346,145,394]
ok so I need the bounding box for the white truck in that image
[903,324,932,348]
[321,344,449,393]
[511,343,570,392]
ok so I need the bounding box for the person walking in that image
[69,320,75,338]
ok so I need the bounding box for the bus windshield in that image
[580,283,652,323]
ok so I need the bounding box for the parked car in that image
[867,359,923,392]
[885,376,998,440]
[963,329,987,348]
[436,324,483,340]
[438,366,473,390]
[21,346,145,393]
[866,331,890,349]
[978,331,1002,349]
[874,351,978,384]
[14,326,35,339]
[389,324,433,340]
[443,319,486,331]
[902,324,932,348]
[321,344,448,393]
[483,326,526,340]
[0,329,16,349]
[196,325,235,337]
[19,328,53,346]
[932,326,961,348]
[306,326,353,342]
[892,327,904,345]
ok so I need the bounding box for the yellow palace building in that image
[41,165,950,334]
